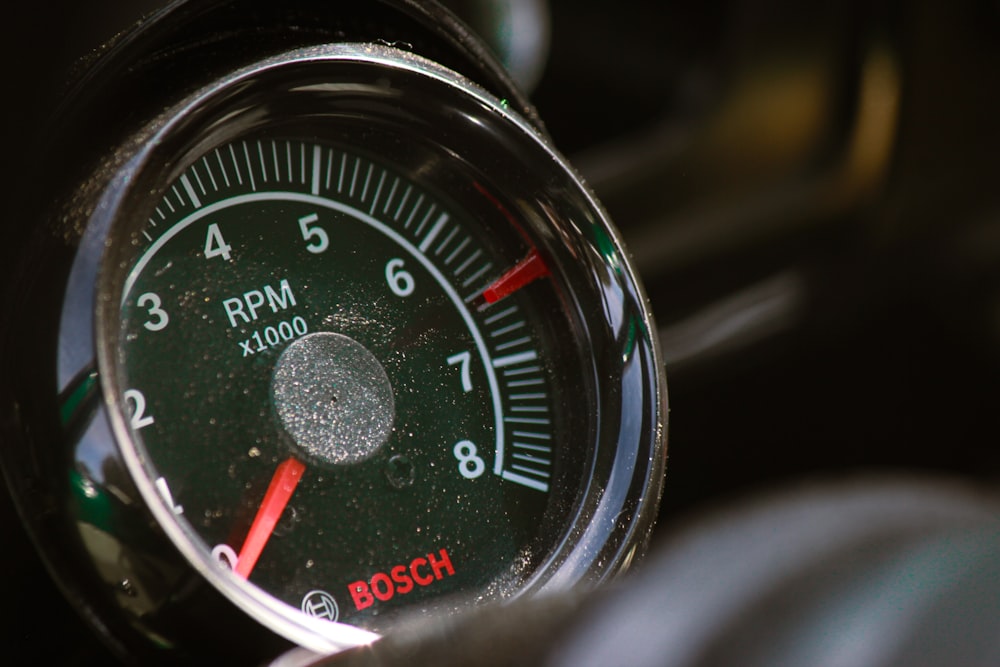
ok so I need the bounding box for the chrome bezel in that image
[67,43,667,653]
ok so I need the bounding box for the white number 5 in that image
[298,213,329,254]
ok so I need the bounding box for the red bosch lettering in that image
[346,548,457,610]
[371,572,394,601]
[410,557,433,586]
[427,548,455,579]
[348,580,374,610]
[391,565,414,595]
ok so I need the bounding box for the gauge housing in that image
[0,1,666,663]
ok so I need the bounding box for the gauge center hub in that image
[271,332,394,465]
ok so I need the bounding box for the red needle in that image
[482,249,549,304]
[235,456,306,579]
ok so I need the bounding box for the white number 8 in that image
[453,440,485,479]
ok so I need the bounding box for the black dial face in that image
[90,45,665,651]
[115,135,584,631]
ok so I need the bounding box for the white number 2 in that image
[124,389,155,430]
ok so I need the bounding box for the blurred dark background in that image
[456,0,1000,520]
[4,0,1000,662]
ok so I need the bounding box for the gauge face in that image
[91,45,665,651]
[116,136,579,631]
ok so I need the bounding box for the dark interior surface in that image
[531,0,1000,519]
[3,0,1000,663]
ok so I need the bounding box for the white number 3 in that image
[138,292,169,331]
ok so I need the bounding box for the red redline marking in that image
[482,249,550,304]
[235,456,306,579]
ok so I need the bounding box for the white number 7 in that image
[447,351,472,393]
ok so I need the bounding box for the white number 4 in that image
[447,351,472,393]
[204,222,232,261]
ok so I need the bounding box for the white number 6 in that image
[385,258,415,297]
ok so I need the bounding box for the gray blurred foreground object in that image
[309,475,1000,666]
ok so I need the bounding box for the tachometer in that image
[2,6,666,662]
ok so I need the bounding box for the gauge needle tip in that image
[235,456,306,579]
[482,249,549,304]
